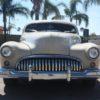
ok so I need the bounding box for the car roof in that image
[23,20,79,34]
[26,20,77,27]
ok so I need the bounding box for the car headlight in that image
[88,47,99,59]
[1,46,12,57]
[71,37,81,44]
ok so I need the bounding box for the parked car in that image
[0,20,100,88]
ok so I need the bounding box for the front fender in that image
[70,43,100,69]
[0,41,31,68]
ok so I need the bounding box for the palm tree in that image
[30,0,43,20]
[63,0,89,27]
[64,9,89,27]
[52,15,65,20]
[72,13,89,27]
[30,0,60,20]
[84,0,100,10]
[42,0,60,19]
[0,0,30,41]
[70,0,82,13]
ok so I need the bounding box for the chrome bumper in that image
[0,68,100,82]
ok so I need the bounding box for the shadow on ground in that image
[0,80,100,100]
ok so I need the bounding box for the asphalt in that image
[0,79,100,100]
[0,62,100,100]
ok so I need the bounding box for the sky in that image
[0,0,100,36]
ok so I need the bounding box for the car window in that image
[25,23,77,33]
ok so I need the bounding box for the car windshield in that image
[25,22,77,33]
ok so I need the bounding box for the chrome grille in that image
[16,55,83,71]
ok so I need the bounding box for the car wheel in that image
[3,78,18,87]
[82,79,97,89]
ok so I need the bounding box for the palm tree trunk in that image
[3,3,7,42]
[42,0,47,19]
[70,16,72,22]
[9,16,10,35]
[32,0,41,20]
[35,11,39,20]
[76,11,78,25]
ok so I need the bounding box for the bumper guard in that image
[0,67,100,82]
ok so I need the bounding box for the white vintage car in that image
[0,20,100,87]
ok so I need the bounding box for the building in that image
[0,26,3,34]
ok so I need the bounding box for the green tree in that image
[84,0,100,10]
[90,33,97,40]
[71,13,89,26]
[64,0,89,26]
[31,0,60,20]
[31,0,43,20]
[42,0,60,19]
[0,0,30,41]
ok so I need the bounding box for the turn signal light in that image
[90,62,96,68]
[4,60,10,66]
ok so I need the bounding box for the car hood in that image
[21,32,81,55]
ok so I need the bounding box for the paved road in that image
[0,79,100,100]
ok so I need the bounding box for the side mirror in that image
[81,28,89,42]
[83,29,89,37]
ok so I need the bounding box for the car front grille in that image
[16,55,83,72]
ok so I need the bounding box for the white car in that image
[0,20,100,88]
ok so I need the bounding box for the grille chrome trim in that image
[16,55,83,72]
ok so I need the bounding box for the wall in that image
[0,34,21,46]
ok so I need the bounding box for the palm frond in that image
[43,0,60,19]
[57,2,67,8]
[8,3,30,18]
[64,8,71,17]
[70,0,82,13]
[84,0,92,11]
[0,0,13,8]
[0,9,2,14]
[30,10,34,19]
[72,13,89,27]
[52,15,65,20]
[84,0,100,11]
